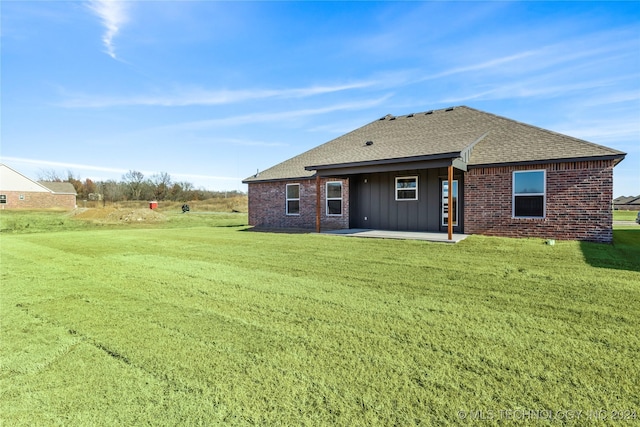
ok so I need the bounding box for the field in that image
[1,208,639,425]
[614,209,639,221]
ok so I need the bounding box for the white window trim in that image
[286,183,300,216]
[326,181,342,216]
[512,170,546,219]
[395,176,418,201]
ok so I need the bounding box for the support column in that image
[316,174,321,233]
[448,165,453,241]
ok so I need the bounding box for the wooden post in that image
[448,165,453,241]
[316,174,321,233]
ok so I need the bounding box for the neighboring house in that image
[243,106,625,243]
[0,164,77,210]
[613,195,640,211]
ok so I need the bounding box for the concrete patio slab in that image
[322,229,469,243]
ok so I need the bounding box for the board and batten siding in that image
[349,168,464,232]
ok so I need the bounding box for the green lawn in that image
[614,210,639,221]
[1,211,639,425]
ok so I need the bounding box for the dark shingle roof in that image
[39,181,77,194]
[614,196,640,206]
[244,106,625,182]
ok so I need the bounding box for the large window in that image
[326,182,342,216]
[286,184,300,215]
[513,170,545,218]
[396,176,418,200]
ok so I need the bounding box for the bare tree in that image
[122,170,145,200]
[37,169,63,181]
[150,172,172,201]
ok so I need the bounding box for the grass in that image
[1,210,639,425]
[614,209,639,221]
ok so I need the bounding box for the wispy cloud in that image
[420,50,541,81]
[162,95,393,131]
[0,157,240,183]
[60,80,378,108]
[86,0,129,60]
[1,156,129,174]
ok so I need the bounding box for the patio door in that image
[440,179,458,230]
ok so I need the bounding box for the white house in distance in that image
[0,164,77,210]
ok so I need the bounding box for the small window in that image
[326,182,342,216]
[396,176,418,201]
[19,194,25,200]
[0,195,6,204]
[286,184,300,215]
[513,170,545,218]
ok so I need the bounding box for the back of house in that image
[243,106,625,243]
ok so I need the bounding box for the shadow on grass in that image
[580,229,640,272]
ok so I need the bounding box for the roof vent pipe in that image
[365,141,373,146]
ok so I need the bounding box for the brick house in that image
[613,195,640,211]
[0,164,77,210]
[243,106,625,242]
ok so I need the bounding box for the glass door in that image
[441,180,458,227]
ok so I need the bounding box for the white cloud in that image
[162,95,393,131]
[60,80,378,108]
[86,0,129,59]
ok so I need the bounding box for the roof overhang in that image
[467,153,626,169]
[305,152,467,176]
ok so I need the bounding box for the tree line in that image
[38,169,244,202]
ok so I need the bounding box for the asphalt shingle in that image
[244,106,625,182]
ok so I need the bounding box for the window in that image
[0,195,6,204]
[396,176,418,200]
[326,182,342,216]
[19,194,25,200]
[513,170,545,218]
[286,184,300,215]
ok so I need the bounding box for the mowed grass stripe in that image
[1,225,639,425]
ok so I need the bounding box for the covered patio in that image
[322,228,469,243]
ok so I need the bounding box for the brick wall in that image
[465,160,615,242]
[248,177,349,230]
[0,191,77,210]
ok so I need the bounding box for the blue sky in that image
[2,1,639,196]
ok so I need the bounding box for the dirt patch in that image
[72,207,167,223]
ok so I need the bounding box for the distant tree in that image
[122,170,145,200]
[84,178,97,197]
[38,169,63,182]
[169,181,195,201]
[99,180,125,204]
[150,172,172,201]
[66,171,85,198]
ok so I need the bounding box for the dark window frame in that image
[513,170,546,218]
[326,181,342,216]
[286,183,300,216]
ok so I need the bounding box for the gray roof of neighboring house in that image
[244,106,626,183]
[614,196,640,206]
[38,181,77,195]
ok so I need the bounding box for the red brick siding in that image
[465,161,614,242]
[248,177,349,230]
[0,191,77,210]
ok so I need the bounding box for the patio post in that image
[316,174,321,233]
